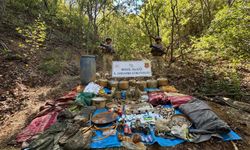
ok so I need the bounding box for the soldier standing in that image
[150,36,166,76]
[99,37,115,75]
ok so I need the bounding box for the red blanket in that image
[16,111,58,143]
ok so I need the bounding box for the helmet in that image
[105,37,112,42]
[155,36,162,41]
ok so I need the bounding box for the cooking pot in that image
[118,81,129,90]
[98,79,108,87]
[147,80,158,88]
[92,97,107,109]
[157,78,168,86]
[129,80,137,87]
[108,80,118,88]
[136,81,147,91]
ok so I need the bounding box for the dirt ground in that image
[0,39,249,149]
[0,85,249,150]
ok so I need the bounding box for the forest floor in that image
[0,55,249,150]
[0,24,250,150]
[0,79,249,150]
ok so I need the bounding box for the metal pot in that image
[147,79,158,88]
[108,80,118,88]
[98,79,108,87]
[92,97,107,109]
[129,80,137,87]
[157,78,168,86]
[119,81,129,90]
[136,81,147,91]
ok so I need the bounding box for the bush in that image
[200,68,242,99]
[38,58,62,76]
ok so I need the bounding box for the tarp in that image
[90,108,121,148]
[90,105,241,149]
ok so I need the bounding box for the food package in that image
[155,119,171,132]
[160,86,178,92]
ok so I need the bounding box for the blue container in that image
[80,55,96,85]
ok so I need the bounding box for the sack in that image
[63,127,93,150]
[179,99,231,134]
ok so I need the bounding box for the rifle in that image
[100,43,114,54]
[150,45,166,56]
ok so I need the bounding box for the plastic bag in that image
[155,119,171,132]
[121,141,146,150]
[75,92,96,106]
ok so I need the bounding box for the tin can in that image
[124,124,129,134]
[121,91,126,100]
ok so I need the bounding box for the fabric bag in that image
[63,127,93,150]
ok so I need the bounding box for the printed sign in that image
[112,60,152,77]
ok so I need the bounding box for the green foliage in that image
[99,14,149,60]
[38,50,70,76]
[4,0,249,100]
[38,58,62,76]
[16,16,47,52]
[193,1,250,61]
[200,67,242,99]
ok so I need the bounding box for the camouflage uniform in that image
[151,43,165,76]
[100,43,114,74]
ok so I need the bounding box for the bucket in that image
[80,55,96,85]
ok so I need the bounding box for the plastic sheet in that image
[89,105,241,148]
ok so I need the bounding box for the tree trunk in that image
[139,6,153,44]
[175,0,183,60]
[203,0,212,22]
[0,0,6,22]
[228,0,235,7]
[200,0,205,28]
[170,0,177,63]
[149,1,160,36]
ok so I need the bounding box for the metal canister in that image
[157,78,168,86]
[129,79,137,87]
[119,81,129,90]
[108,80,118,88]
[136,81,147,91]
[91,97,107,109]
[98,79,108,87]
[124,124,129,134]
[121,91,126,100]
[147,79,158,88]
[80,55,96,85]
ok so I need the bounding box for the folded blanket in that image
[179,99,231,143]
[148,91,169,106]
